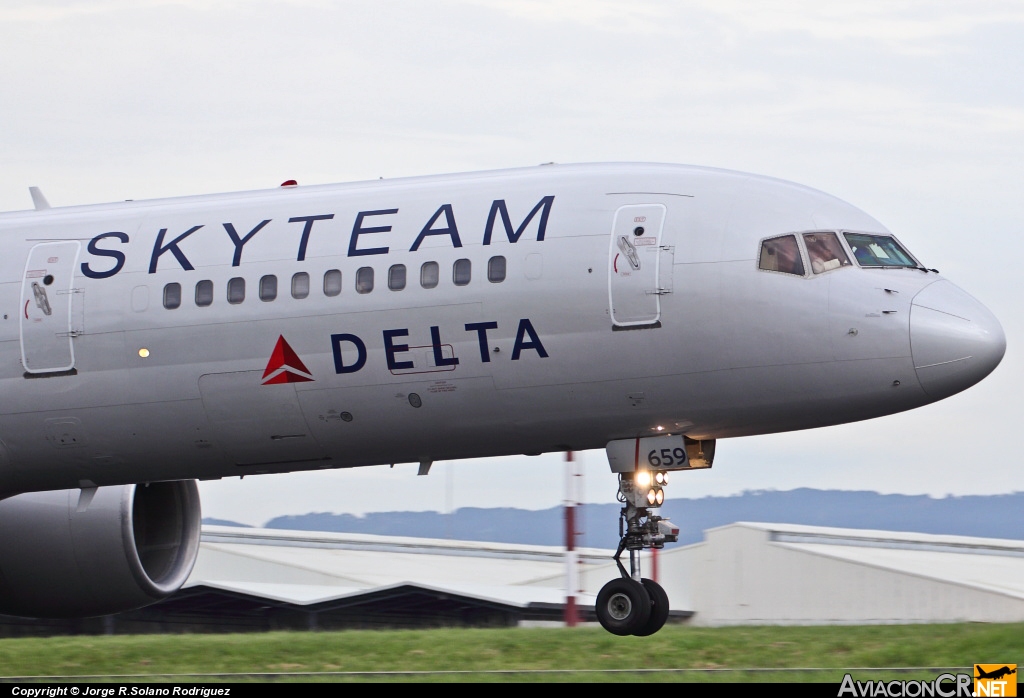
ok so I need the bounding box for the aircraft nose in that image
[910,280,1006,400]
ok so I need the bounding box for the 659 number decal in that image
[647,448,687,468]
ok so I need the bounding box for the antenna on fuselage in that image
[29,187,50,210]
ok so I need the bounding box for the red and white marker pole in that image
[564,450,580,627]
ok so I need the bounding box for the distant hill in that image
[201,518,252,528]
[263,489,1024,548]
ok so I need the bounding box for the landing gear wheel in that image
[633,578,670,636]
[596,578,651,636]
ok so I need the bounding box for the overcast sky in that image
[2,1,1021,526]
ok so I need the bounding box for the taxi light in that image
[655,489,664,506]
[647,489,657,505]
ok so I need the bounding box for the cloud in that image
[685,1,1024,50]
[453,0,1024,51]
[456,0,672,32]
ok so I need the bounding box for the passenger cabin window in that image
[758,236,804,276]
[803,232,851,274]
[324,269,342,297]
[291,272,310,299]
[843,233,919,268]
[388,264,406,291]
[487,256,506,283]
[195,280,213,307]
[163,283,182,309]
[453,258,471,286]
[356,267,374,294]
[420,262,439,289]
[260,275,277,301]
[227,277,245,304]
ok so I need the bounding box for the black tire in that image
[595,578,651,636]
[633,578,670,636]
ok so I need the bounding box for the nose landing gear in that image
[595,469,678,636]
[597,435,714,636]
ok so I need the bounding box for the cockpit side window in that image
[803,232,852,274]
[843,233,919,268]
[758,235,805,276]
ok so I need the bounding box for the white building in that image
[180,526,617,629]
[659,522,1024,626]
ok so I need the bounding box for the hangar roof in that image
[721,522,1024,600]
[188,526,612,609]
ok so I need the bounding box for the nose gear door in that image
[609,204,666,328]
[20,241,82,374]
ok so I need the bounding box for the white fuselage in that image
[0,163,1005,495]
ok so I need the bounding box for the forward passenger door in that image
[608,204,668,328]
[20,241,82,374]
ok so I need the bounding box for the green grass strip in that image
[0,623,1019,682]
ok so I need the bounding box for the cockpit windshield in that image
[843,233,919,268]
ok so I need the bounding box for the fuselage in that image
[0,163,1005,495]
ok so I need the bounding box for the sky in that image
[1,1,1021,526]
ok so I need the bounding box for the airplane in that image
[976,666,1016,681]
[0,162,1005,636]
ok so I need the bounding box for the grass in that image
[0,623,1019,682]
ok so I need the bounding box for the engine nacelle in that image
[0,481,201,618]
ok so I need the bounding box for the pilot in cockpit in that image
[804,233,850,274]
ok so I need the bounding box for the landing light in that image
[138,348,150,358]
[635,470,652,487]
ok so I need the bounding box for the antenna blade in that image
[29,186,50,210]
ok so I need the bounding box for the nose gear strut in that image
[596,472,678,636]
[596,435,713,636]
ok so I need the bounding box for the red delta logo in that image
[261,335,314,385]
